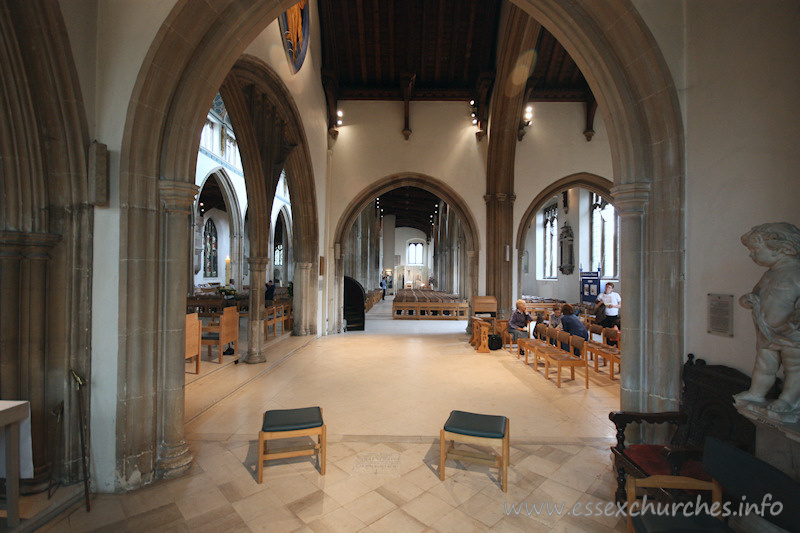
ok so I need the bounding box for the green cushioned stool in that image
[258,406,326,483]
[439,410,509,492]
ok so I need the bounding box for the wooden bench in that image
[609,354,762,503]
[185,313,201,374]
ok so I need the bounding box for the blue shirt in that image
[560,314,588,353]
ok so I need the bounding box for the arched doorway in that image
[115,0,683,488]
[333,173,481,334]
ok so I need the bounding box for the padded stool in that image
[439,410,509,492]
[258,406,326,483]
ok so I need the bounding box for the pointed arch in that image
[333,173,481,333]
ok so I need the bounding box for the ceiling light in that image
[336,119,343,126]
[337,110,343,117]
[470,100,475,106]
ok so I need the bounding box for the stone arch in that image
[507,0,686,415]
[516,173,613,252]
[515,172,613,298]
[332,173,481,332]
[196,169,245,285]
[270,205,294,284]
[115,0,682,486]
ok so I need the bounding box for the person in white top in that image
[595,282,621,327]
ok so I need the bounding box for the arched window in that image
[275,244,284,266]
[203,219,218,277]
[407,242,424,265]
[200,119,215,151]
[543,203,558,279]
[590,193,619,278]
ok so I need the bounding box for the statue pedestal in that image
[735,402,800,481]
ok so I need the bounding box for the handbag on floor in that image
[488,334,503,350]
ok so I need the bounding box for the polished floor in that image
[41,297,624,532]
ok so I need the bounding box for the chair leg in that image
[257,432,265,483]
[557,364,562,388]
[320,424,327,475]
[502,424,510,492]
[439,429,446,481]
[585,362,589,389]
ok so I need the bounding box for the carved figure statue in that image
[734,222,800,419]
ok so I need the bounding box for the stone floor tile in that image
[342,491,397,526]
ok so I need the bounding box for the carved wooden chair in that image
[609,355,761,503]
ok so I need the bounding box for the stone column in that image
[484,192,515,316]
[156,180,198,478]
[244,257,268,363]
[293,262,313,335]
[466,250,479,333]
[611,182,650,413]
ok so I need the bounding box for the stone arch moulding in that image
[332,173,481,333]
[117,1,316,489]
[515,172,613,303]
[197,169,245,286]
[510,0,686,417]
[271,204,294,284]
[115,0,682,489]
[516,173,613,252]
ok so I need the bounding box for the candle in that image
[225,256,231,285]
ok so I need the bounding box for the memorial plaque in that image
[708,293,734,337]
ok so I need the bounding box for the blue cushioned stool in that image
[258,407,326,483]
[439,410,509,491]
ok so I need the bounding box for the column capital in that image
[483,193,516,205]
[0,231,61,259]
[611,182,650,215]
[158,180,199,213]
[248,256,269,270]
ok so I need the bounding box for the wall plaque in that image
[708,293,734,337]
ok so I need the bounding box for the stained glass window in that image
[203,219,218,277]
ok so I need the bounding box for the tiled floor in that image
[40,297,625,532]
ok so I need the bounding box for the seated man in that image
[265,280,275,303]
[508,299,534,353]
[559,303,588,354]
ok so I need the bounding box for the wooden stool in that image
[439,410,509,492]
[257,406,326,483]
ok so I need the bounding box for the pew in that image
[201,306,238,363]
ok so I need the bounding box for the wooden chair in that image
[519,322,548,367]
[625,436,800,532]
[258,407,326,483]
[439,410,509,492]
[586,325,621,378]
[609,355,763,503]
[543,333,589,388]
[185,313,201,374]
[201,306,238,363]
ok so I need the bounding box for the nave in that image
[43,298,623,532]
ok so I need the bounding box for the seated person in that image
[559,303,588,354]
[508,299,534,352]
[549,305,563,329]
[265,280,275,303]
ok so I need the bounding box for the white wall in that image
[681,2,800,373]
[328,100,489,294]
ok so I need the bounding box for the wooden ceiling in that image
[318,0,593,234]
[377,187,440,237]
[318,0,591,102]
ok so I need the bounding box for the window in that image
[407,242,424,265]
[590,193,619,278]
[203,218,218,277]
[275,244,283,266]
[543,203,558,279]
[200,119,215,151]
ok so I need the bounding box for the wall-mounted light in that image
[336,109,343,126]
[518,105,533,141]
